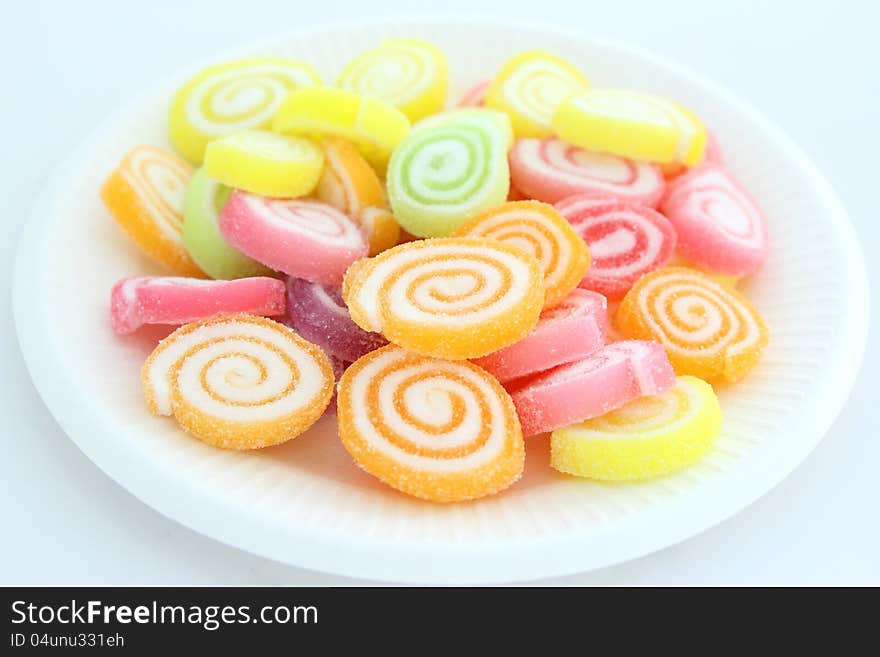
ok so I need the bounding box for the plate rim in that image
[13,16,871,583]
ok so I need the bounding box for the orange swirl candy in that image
[337,345,525,502]
[453,200,590,308]
[314,138,399,255]
[617,267,768,383]
[343,237,545,360]
[142,314,334,449]
[101,145,203,277]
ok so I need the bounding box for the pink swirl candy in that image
[661,163,768,277]
[507,340,676,436]
[473,289,606,383]
[456,80,489,107]
[556,196,677,300]
[110,276,285,334]
[285,277,386,362]
[510,137,665,207]
[220,193,368,284]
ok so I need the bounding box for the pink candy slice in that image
[456,80,489,107]
[556,196,677,300]
[110,276,285,334]
[661,163,768,277]
[473,289,606,383]
[507,340,676,436]
[285,277,387,362]
[220,192,368,285]
[510,137,666,207]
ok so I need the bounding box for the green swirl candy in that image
[387,109,512,237]
[182,168,273,279]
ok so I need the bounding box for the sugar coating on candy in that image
[203,129,324,198]
[323,354,349,416]
[457,80,489,107]
[337,345,525,502]
[101,145,204,277]
[453,200,590,308]
[617,267,769,383]
[486,50,588,138]
[273,87,410,173]
[337,38,448,123]
[551,375,722,480]
[661,163,769,277]
[182,168,272,280]
[342,237,545,360]
[556,196,677,300]
[314,138,399,255]
[387,109,512,237]
[141,314,333,449]
[507,340,675,436]
[112,276,285,334]
[510,137,666,207]
[473,289,606,383]
[285,277,387,362]
[169,57,321,164]
[553,89,707,166]
[220,192,368,285]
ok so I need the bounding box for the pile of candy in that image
[103,41,770,503]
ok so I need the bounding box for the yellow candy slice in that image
[337,38,448,123]
[203,129,323,198]
[169,57,321,164]
[314,138,399,254]
[486,50,588,138]
[551,375,722,480]
[553,89,707,165]
[273,87,410,173]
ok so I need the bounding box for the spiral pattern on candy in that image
[485,50,588,138]
[337,38,448,122]
[337,345,525,502]
[169,57,321,164]
[509,137,666,207]
[453,200,590,308]
[141,314,334,449]
[387,109,512,237]
[220,192,368,284]
[556,196,677,300]
[101,145,203,277]
[343,237,544,360]
[661,163,769,277]
[551,375,722,480]
[617,267,769,383]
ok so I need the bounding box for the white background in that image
[2,0,877,585]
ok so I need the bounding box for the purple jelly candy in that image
[286,277,387,362]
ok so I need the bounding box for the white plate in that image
[13,18,869,584]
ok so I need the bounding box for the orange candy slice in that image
[453,200,590,308]
[337,344,525,502]
[617,267,769,383]
[343,237,545,360]
[142,314,334,449]
[313,138,399,255]
[101,145,204,277]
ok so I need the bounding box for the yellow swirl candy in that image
[551,375,722,480]
[553,89,707,166]
[486,50,589,138]
[169,57,321,164]
[273,87,410,174]
[343,237,545,360]
[203,129,324,198]
[337,38,448,123]
[142,314,334,449]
